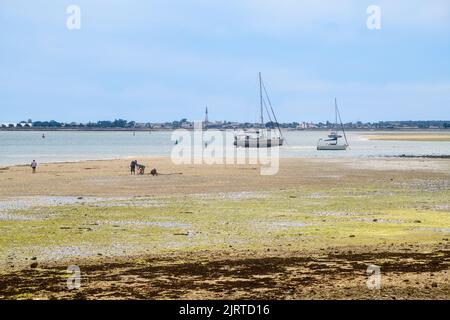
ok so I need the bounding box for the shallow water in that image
[0,130,449,166]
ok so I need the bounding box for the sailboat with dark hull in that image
[234,73,284,148]
[317,98,349,150]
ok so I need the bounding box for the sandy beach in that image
[366,133,450,141]
[0,157,449,299]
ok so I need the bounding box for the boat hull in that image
[317,144,348,150]
[234,137,283,148]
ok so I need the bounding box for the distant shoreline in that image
[394,154,450,159]
[2,128,450,132]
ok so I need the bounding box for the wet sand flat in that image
[0,157,449,299]
[0,157,449,197]
[366,133,450,141]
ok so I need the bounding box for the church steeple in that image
[204,106,209,123]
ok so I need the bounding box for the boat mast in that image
[261,77,284,140]
[336,98,349,146]
[259,72,263,127]
[334,97,338,131]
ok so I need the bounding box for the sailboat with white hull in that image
[317,98,349,150]
[234,73,284,148]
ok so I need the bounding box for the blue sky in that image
[1,0,449,123]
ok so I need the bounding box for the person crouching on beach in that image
[31,160,37,173]
[130,160,137,175]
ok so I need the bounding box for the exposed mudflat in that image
[0,247,448,300]
[0,157,449,299]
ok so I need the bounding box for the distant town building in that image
[181,122,193,129]
[297,122,317,129]
[1,123,15,128]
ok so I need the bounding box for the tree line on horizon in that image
[3,119,450,129]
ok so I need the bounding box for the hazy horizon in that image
[1,1,449,123]
[3,117,450,125]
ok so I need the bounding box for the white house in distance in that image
[297,122,318,129]
[1,122,33,128]
[18,122,32,127]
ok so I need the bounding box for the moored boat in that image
[234,73,284,148]
[234,129,283,148]
[317,98,349,151]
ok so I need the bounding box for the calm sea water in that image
[0,131,449,166]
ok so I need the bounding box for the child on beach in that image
[31,160,37,173]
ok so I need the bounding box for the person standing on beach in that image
[31,160,37,173]
[130,160,137,175]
